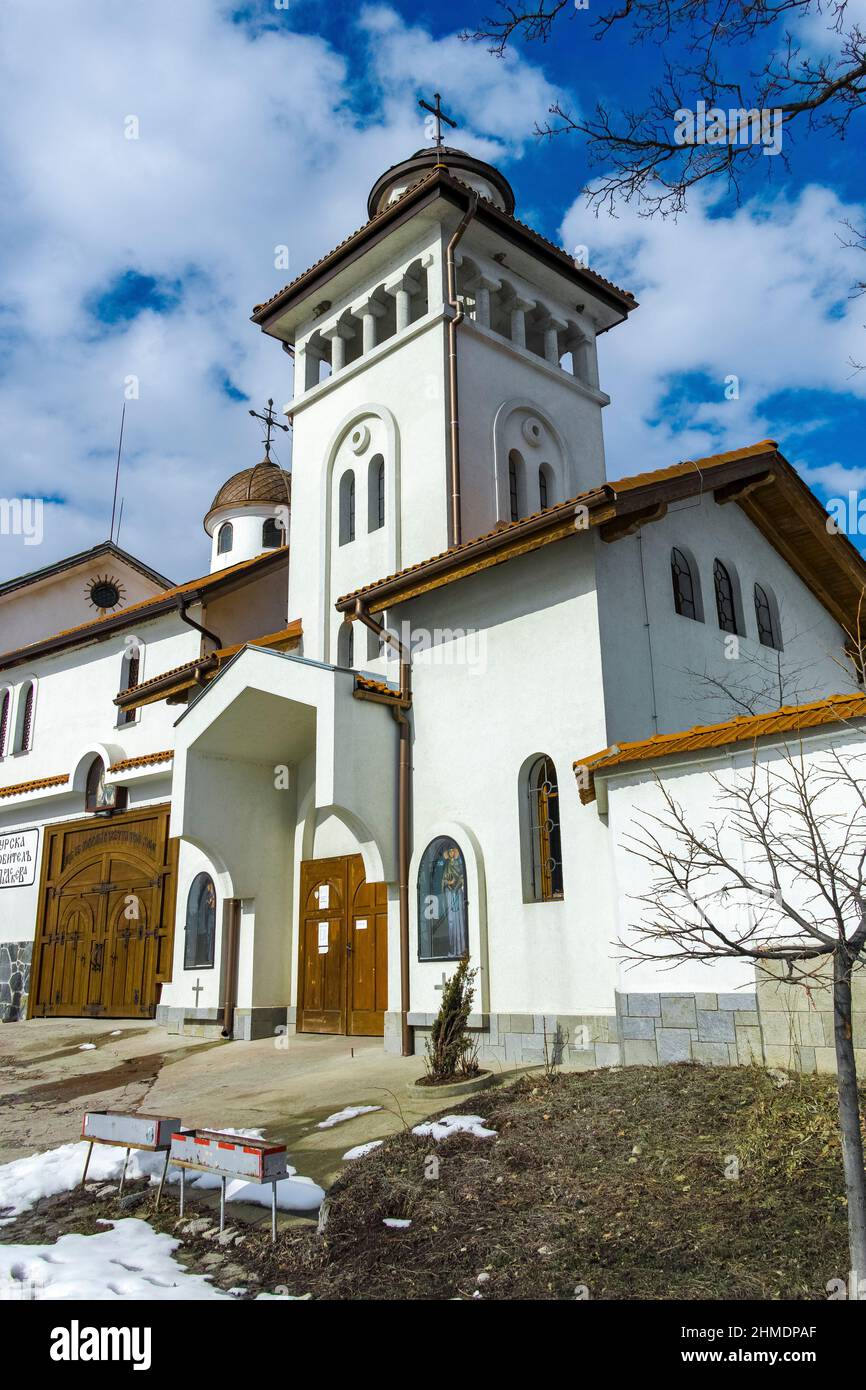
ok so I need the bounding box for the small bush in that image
[424,957,480,1083]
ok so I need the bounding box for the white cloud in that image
[560,183,866,478]
[0,1,568,583]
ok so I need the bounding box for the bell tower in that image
[250,99,636,663]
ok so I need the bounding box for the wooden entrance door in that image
[31,805,178,1018]
[298,855,387,1037]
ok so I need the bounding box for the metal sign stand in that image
[171,1130,288,1242]
[79,1112,183,1208]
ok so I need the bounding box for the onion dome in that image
[367,146,516,220]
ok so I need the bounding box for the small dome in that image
[367,146,516,219]
[204,460,292,533]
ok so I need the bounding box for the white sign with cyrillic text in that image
[0,828,38,888]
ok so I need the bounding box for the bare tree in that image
[622,739,866,1295]
[463,1,866,216]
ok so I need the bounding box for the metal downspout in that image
[177,597,222,651]
[446,192,478,548]
[352,602,413,1057]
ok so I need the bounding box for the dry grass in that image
[248,1062,860,1300]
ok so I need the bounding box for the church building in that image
[1,138,864,1070]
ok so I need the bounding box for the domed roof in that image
[204,460,292,533]
[367,146,516,219]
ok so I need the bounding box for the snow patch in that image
[342,1140,383,1160]
[317,1105,382,1129]
[383,1218,411,1229]
[411,1115,497,1141]
[0,1219,233,1301]
[78,1043,96,1051]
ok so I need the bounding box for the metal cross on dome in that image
[419,92,457,148]
[249,397,289,463]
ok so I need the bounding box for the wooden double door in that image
[297,855,387,1037]
[31,806,178,1018]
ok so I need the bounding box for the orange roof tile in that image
[575,693,866,803]
[108,751,174,773]
[116,622,303,708]
[0,773,69,800]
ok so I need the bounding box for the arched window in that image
[337,621,354,669]
[262,516,283,549]
[508,449,524,523]
[217,522,233,555]
[339,470,356,545]
[118,644,140,727]
[85,756,127,814]
[418,837,468,960]
[754,583,781,649]
[527,756,564,901]
[713,559,738,634]
[0,689,10,757]
[15,681,35,753]
[671,548,698,621]
[538,464,553,511]
[184,873,217,970]
[368,454,385,531]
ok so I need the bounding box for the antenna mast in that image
[110,402,126,542]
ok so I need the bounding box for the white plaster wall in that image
[206,503,288,574]
[594,493,856,744]
[598,724,866,995]
[456,326,607,540]
[0,556,169,652]
[0,614,197,944]
[289,315,450,665]
[396,534,619,1019]
[164,840,226,1013]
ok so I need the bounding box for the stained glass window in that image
[217,522,233,555]
[0,689,9,757]
[713,559,737,634]
[754,583,779,649]
[418,837,468,960]
[184,873,217,969]
[671,547,697,620]
[528,756,564,901]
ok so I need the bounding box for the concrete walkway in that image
[0,1019,521,1192]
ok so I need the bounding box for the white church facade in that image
[1,144,864,1069]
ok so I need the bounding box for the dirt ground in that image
[3,1061,856,1300]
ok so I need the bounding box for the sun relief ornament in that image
[86,573,126,612]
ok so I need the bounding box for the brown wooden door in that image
[31,805,178,1018]
[298,855,387,1037]
[348,870,388,1037]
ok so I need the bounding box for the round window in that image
[90,580,121,610]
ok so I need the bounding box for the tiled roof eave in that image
[252,168,636,329]
[0,773,70,800]
[575,694,866,803]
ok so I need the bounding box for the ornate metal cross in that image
[249,398,289,462]
[419,92,456,148]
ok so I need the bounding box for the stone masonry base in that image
[0,941,31,1023]
[386,970,866,1074]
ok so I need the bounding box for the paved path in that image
[0,1019,518,1191]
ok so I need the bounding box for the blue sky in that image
[0,0,863,582]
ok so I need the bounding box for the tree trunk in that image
[833,948,866,1299]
